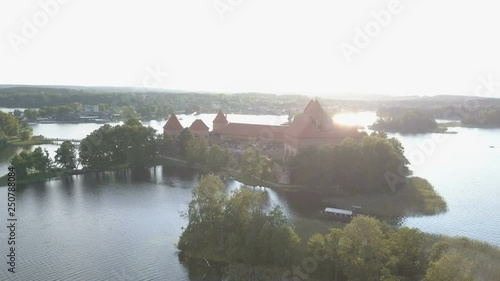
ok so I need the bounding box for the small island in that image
[370,109,447,134]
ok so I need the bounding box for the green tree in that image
[19,128,32,141]
[178,128,194,157]
[30,147,52,174]
[425,254,473,281]
[385,227,430,279]
[0,111,20,137]
[57,105,75,115]
[240,146,272,180]
[186,136,209,164]
[11,147,52,176]
[23,109,39,121]
[98,103,109,112]
[325,228,344,281]
[69,102,83,111]
[78,120,159,168]
[207,144,232,172]
[157,134,174,156]
[178,175,226,256]
[339,216,387,281]
[10,153,29,177]
[373,110,438,133]
[55,141,77,170]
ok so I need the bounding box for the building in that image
[190,119,210,138]
[283,99,361,157]
[163,114,184,139]
[163,99,361,156]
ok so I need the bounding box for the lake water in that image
[1,112,499,280]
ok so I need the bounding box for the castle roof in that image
[284,116,359,139]
[190,119,209,131]
[303,99,324,115]
[213,110,228,124]
[217,123,285,140]
[163,114,183,130]
[284,115,328,138]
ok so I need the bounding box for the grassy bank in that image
[0,171,64,186]
[322,177,447,218]
[6,136,52,146]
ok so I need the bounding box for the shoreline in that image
[0,156,447,219]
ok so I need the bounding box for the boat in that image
[322,205,362,221]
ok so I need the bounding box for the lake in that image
[1,112,499,280]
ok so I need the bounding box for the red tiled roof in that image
[284,115,326,138]
[189,119,209,131]
[303,99,324,115]
[213,110,228,124]
[163,114,183,130]
[284,115,360,139]
[218,123,285,140]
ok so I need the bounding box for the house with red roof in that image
[190,119,210,138]
[163,114,183,139]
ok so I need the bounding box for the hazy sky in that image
[1,0,500,96]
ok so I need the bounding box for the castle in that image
[163,99,361,158]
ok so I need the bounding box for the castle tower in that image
[163,114,183,138]
[212,109,228,132]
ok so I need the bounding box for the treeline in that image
[78,121,241,173]
[181,175,500,281]
[0,86,307,115]
[17,102,172,121]
[372,110,439,133]
[178,176,300,266]
[378,105,500,128]
[462,107,500,127]
[0,111,33,146]
[287,132,410,193]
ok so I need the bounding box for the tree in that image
[372,110,438,133]
[10,153,29,177]
[385,227,430,279]
[207,144,232,172]
[185,136,209,164]
[30,147,52,174]
[23,109,39,121]
[178,177,300,267]
[13,109,22,117]
[178,175,227,255]
[425,254,473,281]
[98,103,108,112]
[287,133,410,193]
[325,228,344,281]
[339,216,387,281]
[178,128,194,157]
[19,128,32,141]
[0,111,20,137]
[55,141,77,170]
[240,146,272,180]
[11,147,52,176]
[78,120,159,168]
[157,134,174,156]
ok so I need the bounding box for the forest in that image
[371,110,439,133]
[287,132,410,193]
[179,175,500,281]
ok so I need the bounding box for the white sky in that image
[1,0,500,97]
